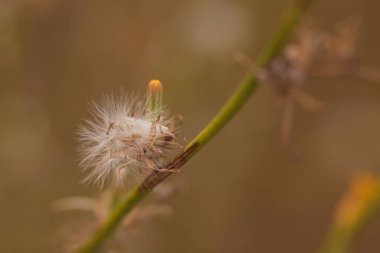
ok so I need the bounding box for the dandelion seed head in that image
[78,91,179,189]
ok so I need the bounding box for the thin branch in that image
[74,1,314,252]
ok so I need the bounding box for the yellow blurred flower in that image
[335,174,380,228]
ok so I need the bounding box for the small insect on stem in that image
[78,80,181,189]
[235,21,331,144]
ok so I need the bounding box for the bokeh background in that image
[1,0,380,252]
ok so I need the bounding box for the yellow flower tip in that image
[351,174,377,199]
[149,80,162,93]
[335,173,380,227]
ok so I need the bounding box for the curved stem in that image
[318,176,380,253]
[74,1,313,252]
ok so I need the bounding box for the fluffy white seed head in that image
[78,92,178,189]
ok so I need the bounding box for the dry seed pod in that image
[78,81,180,189]
[328,19,360,63]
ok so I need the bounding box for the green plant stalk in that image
[186,0,312,153]
[319,183,380,253]
[74,1,313,252]
[75,190,146,253]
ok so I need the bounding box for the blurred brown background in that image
[1,0,380,252]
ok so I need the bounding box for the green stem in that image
[76,190,145,253]
[319,183,380,253]
[74,1,313,252]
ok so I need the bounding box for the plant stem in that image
[318,177,380,253]
[75,190,146,253]
[74,1,313,252]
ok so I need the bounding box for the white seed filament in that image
[78,95,177,189]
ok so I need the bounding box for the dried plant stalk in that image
[74,1,314,252]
